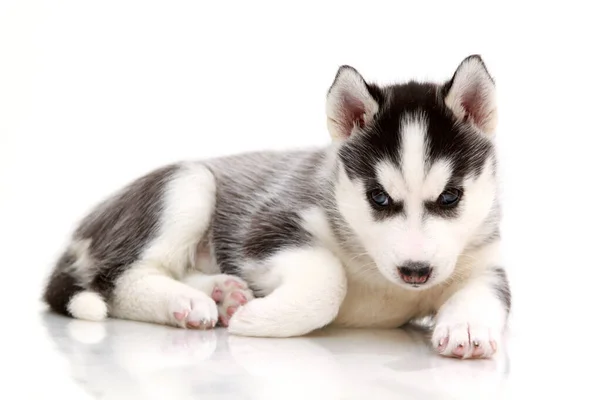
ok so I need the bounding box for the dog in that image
[43,55,510,359]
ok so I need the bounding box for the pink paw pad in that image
[452,344,466,357]
[211,275,254,327]
[437,336,449,352]
[227,305,239,317]
[173,311,188,321]
[433,323,499,359]
[187,320,201,328]
[231,291,247,304]
[211,287,223,302]
[471,344,485,358]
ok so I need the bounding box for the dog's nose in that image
[398,261,432,284]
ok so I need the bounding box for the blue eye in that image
[437,188,462,207]
[369,189,391,207]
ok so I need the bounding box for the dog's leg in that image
[183,272,255,326]
[431,258,511,359]
[227,247,347,337]
[106,162,221,329]
[110,265,218,329]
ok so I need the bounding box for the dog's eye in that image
[437,188,462,207]
[369,189,391,207]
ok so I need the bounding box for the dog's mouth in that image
[399,271,431,286]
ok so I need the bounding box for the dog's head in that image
[328,55,499,289]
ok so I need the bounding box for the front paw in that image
[432,319,499,359]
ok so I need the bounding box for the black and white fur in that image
[43,55,510,359]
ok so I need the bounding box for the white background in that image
[1,0,599,396]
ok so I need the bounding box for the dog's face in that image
[328,56,499,289]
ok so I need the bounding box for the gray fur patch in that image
[491,266,511,312]
[243,205,312,259]
[203,150,331,275]
[43,163,179,317]
[75,163,179,294]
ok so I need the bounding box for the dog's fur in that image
[43,55,510,359]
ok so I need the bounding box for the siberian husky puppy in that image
[43,55,510,359]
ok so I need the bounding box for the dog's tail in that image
[43,246,108,322]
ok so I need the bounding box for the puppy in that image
[43,55,510,359]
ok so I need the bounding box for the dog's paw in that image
[432,320,499,359]
[209,275,254,327]
[169,293,218,330]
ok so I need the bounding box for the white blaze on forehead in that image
[400,115,428,192]
[376,161,405,200]
[423,158,453,200]
[375,115,428,201]
[375,114,454,204]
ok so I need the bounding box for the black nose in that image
[398,261,432,284]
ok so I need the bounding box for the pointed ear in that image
[326,65,379,140]
[444,55,498,135]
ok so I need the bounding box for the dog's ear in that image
[326,65,379,140]
[444,55,498,135]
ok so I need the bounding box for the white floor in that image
[11,293,598,399]
[26,310,513,399]
[10,294,598,399]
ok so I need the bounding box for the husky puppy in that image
[43,55,510,359]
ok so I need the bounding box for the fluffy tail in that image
[43,252,108,322]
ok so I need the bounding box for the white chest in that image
[332,270,444,328]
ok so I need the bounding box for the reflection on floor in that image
[39,312,510,399]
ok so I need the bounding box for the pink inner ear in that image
[461,88,486,127]
[341,93,366,137]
